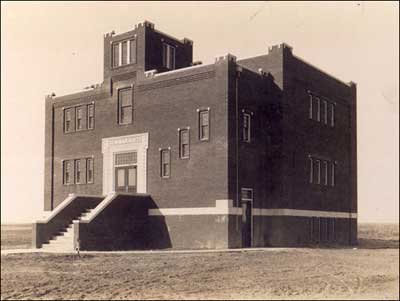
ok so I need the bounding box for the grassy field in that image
[1,224,32,250]
[1,223,399,300]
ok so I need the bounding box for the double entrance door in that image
[114,152,137,193]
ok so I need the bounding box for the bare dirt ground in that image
[1,223,399,300]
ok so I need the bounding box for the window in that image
[118,88,133,124]
[179,129,190,159]
[323,100,328,124]
[323,161,328,186]
[199,110,210,140]
[162,43,175,70]
[312,217,320,243]
[87,104,94,129]
[312,96,320,121]
[64,108,74,133]
[76,106,85,131]
[315,159,321,184]
[160,149,171,178]
[309,156,337,186]
[309,157,313,183]
[75,159,82,184]
[115,152,137,165]
[63,160,73,184]
[86,158,94,183]
[330,104,335,127]
[112,38,136,68]
[308,91,335,127]
[121,41,128,65]
[243,112,251,142]
[129,39,137,64]
[241,188,253,201]
[64,104,93,133]
[329,219,335,241]
[112,42,119,68]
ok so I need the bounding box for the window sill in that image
[63,182,95,186]
[111,62,137,70]
[64,128,94,134]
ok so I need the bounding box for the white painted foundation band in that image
[148,200,357,219]
[252,208,357,219]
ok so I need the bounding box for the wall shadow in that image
[79,194,172,251]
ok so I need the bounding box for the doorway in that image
[114,152,137,193]
[241,188,253,248]
[115,166,137,193]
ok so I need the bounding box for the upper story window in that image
[162,43,175,70]
[112,38,137,68]
[87,104,95,129]
[112,43,119,68]
[309,155,336,187]
[63,103,94,133]
[179,128,190,159]
[76,106,85,131]
[160,148,171,178]
[308,91,335,127]
[243,112,252,143]
[118,87,133,124]
[198,109,210,141]
[64,108,74,133]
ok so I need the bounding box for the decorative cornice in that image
[138,70,216,92]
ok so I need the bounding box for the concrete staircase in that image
[41,208,94,252]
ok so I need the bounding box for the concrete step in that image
[49,236,73,242]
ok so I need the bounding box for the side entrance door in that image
[115,166,137,193]
[241,188,253,248]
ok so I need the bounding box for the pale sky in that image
[1,1,399,223]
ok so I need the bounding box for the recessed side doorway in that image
[241,187,253,248]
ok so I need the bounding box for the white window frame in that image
[112,38,137,68]
[160,148,171,178]
[118,87,133,125]
[179,128,190,159]
[86,157,94,184]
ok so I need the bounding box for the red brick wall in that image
[45,59,233,210]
